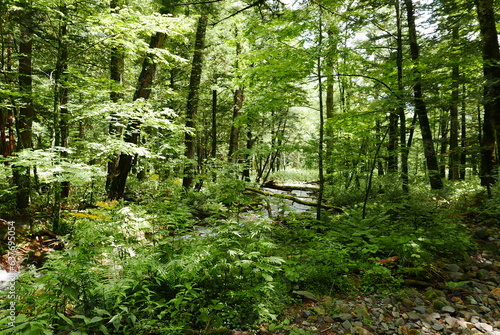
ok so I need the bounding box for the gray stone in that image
[407,311,420,321]
[395,318,405,327]
[342,320,352,331]
[413,305,426,314]
[446,264,463,272]
[432,322,445,331]
[414,297,425,305]
[475,322,493,332]
[441,305,456,314]
[449,271,465,282]
[444,315,458,327]
[339,313,353,321]
[292,290,318,301]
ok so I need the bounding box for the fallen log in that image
[262,180,319,192]
[244,187,343,213]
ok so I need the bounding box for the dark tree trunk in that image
[460,84,467,180]
[211,89,217,158]
[14,9,35,210]
[404,0,443,189]
[182,15,208,189]
[448,26,460,181]
[439,110,449,178]
[228,87,244,160]
[108,32,166,199]
[395,0,409,192]
[106,0,125,191]
[325,27,335,175]
[388,110,398,174]
[475,0,500,187]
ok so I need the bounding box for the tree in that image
[404,0,443,189]
[108,31,166,199]
[475,0,500,187]
[13,0,35,210]
[183,14,208,189]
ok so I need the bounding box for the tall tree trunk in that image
[106,0,125,191]
[108,32,165,199]
[53,12,70,199]
[228,27,243,163]
[14,6,34,210]
[475,0,500,187]
[316,16,325,221]
[228,87,244,160]
[211,89,217,158]
[404,0,443,189]
[325,27,335,176]
[439,109,449,178]
[395,0,409,193]
[182,15,208,189]
[388,110,399,173]
[449,26,460,180]
[52,8,69,232]
[460,84,467,180]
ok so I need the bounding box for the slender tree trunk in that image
[395,0,409,193]
[317,16,325,221]
[439,109,448,178]
[211,89,217,158]
[449,26,460,180]
[108,32,166,199]
[54,14,70,199]
[14,7,34,210]
[475,0,500,187]
[404,0,443,189]
[228,87,244,160]
[183,15,208,189]
[106,0,125,191]
[325,27,335,176]
[460,84,467,179]
[52,8,69,232]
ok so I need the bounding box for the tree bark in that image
[14,5,35,210]
[449,26,460,181]
[475,0,500,187]
[108,31,166,199]
[404,0,443,189]
[460,84,467,180]
[106,0,125,191]
[182,15,208,189]
[395,0,409,193]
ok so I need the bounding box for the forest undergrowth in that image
[0,173,497,335]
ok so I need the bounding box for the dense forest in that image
[1,0,500,334]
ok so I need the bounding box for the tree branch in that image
[211,0,265,26]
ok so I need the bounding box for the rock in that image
[402,298,415,308]
[449,271,465,282]
[407,311,420,321]
[491,287,500,296]
[323,316,334,323]
[413,306,427,314]
[292,290,318,301]
[432,322,445,331]
[441,306,456,314]
[342,320,352,331]
[475,322,493,332]
[339,313,353,321]
[354,325,373,335]
[394,318,405,327]
[446,264,463,273]
[444,315,458,327]
[433,298,449,310]
[354,304,371,321]
[424,289,444,300]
